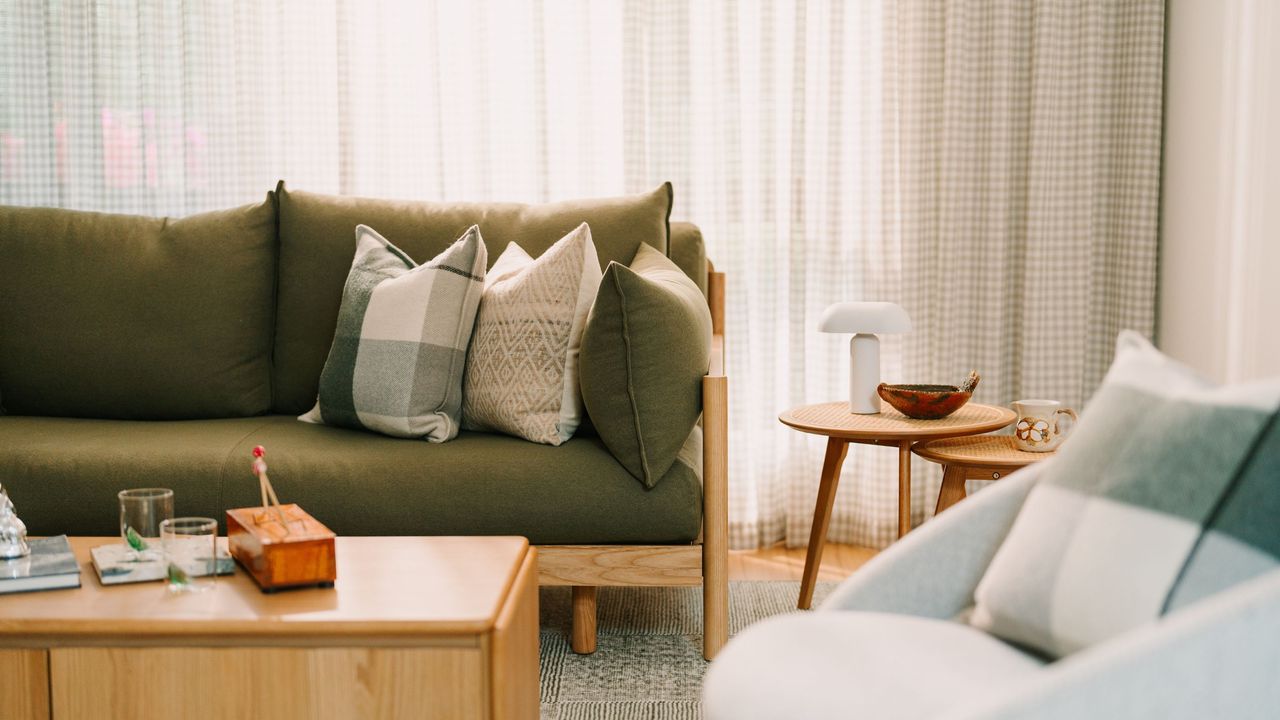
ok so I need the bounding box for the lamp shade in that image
[818,302,911,334]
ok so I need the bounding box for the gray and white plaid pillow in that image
[300,224,487,441]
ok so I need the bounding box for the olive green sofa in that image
[0,183,729,658]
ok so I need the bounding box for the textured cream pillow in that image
[462,223,601,445]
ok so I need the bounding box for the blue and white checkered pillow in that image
[300,224,487,441]
[972,331,1280,657]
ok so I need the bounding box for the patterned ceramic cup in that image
[1012,399,1078,452]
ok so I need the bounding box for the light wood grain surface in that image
[488,548,540,720]
[701,368,730,659]
[0,648,49,720]
[730,543,876,582]
[570,586,597,655]
[6,536,539,720]
[51,646,486,720]
[0,536,529,644]
[780,401,1015,441]
[913,434,1057,467]
[536,545,702,586]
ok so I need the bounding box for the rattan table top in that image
[778,401,1016,442]
[912,434,1056,467]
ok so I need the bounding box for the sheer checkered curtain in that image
[0,0,1162,549]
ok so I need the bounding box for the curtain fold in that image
[0,0,1163,549]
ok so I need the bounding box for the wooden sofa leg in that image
[571,586,598,654]
[703,541,729,660]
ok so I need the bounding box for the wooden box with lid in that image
[226,503,336,592]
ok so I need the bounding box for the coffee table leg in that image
[934,464,968,515]
[898,441,912,538]
[799,438,849,609]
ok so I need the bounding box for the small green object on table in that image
[166,562,191,587]
[125,525,148,552]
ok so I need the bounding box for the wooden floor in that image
[728,542,877,582]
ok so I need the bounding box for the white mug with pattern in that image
[1012,399,1078,452]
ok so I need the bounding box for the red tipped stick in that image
[250,446,289,531]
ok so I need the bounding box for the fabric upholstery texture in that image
[0,416,269,534]
[821,465,1043,621]
[463,224,601,445]
[299,224,486,441]
[705,456,1280,720]
[971,331,1280,658]
[0,196,277,419]
[668,221,708,297]
[580,243,712,487]
[0,415,702,544]
[271,182,672,415]
[702,612,1045,720]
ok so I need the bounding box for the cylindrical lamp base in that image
[849,333,881,414]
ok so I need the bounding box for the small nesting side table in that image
[779,401,1016,609]
[912,435,1057,515]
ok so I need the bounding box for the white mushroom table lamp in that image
[819,302,912,414]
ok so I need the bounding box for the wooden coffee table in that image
[780,401,1016,609]
[0,536,538,720]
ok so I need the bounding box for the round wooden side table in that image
[778,401,1016,609]
[912,435,1057,515]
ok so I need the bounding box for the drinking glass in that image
[161,517,218,593]
[118,488,174,561]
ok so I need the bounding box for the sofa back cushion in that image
[0,196,277,419]
[669,221,708,297]
[271,182,674,415]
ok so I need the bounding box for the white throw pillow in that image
[462,222,601,445]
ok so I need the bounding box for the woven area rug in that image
[538,581,838,719]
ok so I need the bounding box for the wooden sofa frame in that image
[535,264,729,660]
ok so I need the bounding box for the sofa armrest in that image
[951,568,1280,720]
[819,460,1045,619]
[701,265,729,659]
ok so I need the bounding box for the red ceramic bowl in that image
[877,383,972,420]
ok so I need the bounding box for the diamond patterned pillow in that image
[463,223,601,445]
[299,224,487,441]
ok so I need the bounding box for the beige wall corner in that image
[1160,0,1280,382]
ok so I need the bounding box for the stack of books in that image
[0,535,80,594]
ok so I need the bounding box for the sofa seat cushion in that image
[227,417,701,543]
[0,415,702,544]
[702,612,1045,720]
[0,416,275,535]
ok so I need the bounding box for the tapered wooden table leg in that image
[798,438,850,609]
[897,441,913,538]
[934,464,969,515]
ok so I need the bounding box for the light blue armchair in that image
[702,462,1280,719]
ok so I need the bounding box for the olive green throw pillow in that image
[581,244,712,488]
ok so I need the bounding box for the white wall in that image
[1160,0,1280,382]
